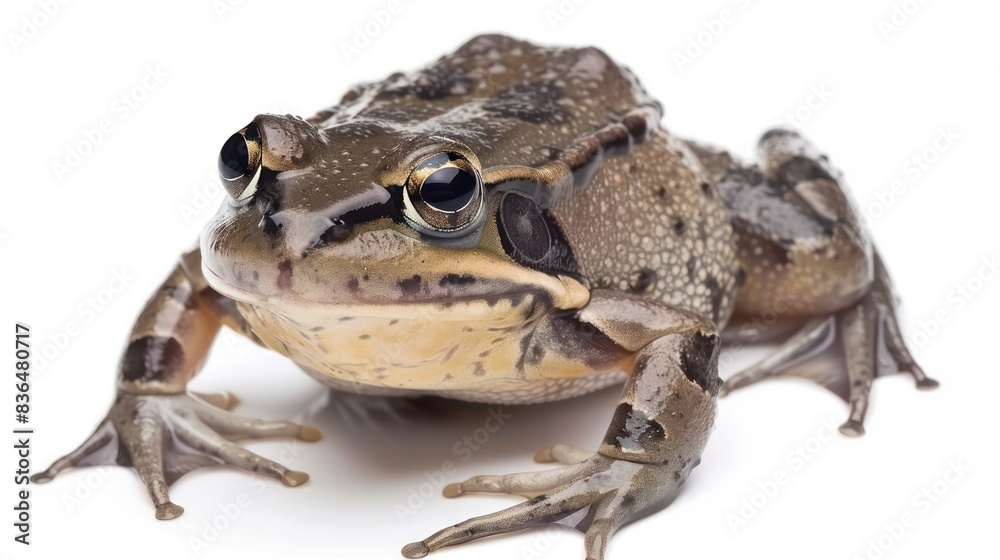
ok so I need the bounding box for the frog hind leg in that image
[697,129,938,436]
[722,258,938,435]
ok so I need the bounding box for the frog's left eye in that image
[218,122,262,207]
[403,152,484,236]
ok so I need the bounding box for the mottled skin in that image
[35,35,935,558]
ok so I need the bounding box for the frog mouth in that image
[201,261,591,323]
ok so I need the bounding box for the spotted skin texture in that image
[552,131,740,326]
[687,132,872,318]
[35,35,935,560]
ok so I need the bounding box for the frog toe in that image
[722,254,938,435]
[582,497,628,560]
[442,461,587,499]
[191,390,241,410]
[403,478,592,558]
[192,400,322,442]
[913,371,941,389]
[171,411,311,485]
[404,454,685,560]
[533,443,593,465]
[34,391,317,519]
[31,419,120,484]
[720,316,835,398]
[34,397,197,518]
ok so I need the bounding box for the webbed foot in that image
[402,451,688,560]
[721,253,939,436]
[32,391,320,519]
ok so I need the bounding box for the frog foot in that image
[532,443,593,466]
[402,452,688,560]
[720,254,939,436]
[32,391,320,520]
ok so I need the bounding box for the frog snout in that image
[257,183,399,256]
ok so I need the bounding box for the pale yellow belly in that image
[235,297,629,403]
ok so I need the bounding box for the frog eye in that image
[403,152,485,236]
[218,122,262,206]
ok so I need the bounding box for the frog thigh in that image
[694,129,938,435]
[696,129,869,316]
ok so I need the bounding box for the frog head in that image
[200,112,589,326]
[200,34,658,333]
[198,34,660,385]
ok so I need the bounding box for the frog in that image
[34,34,937,559]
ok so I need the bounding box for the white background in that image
[3,1,998,559]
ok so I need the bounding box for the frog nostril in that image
[321,219,353,243]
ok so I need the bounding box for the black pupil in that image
[421,167,477,212]
[219,132,249,180]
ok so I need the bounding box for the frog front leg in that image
[403,291,719,560]
[32,249,320,519]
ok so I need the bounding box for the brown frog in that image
[34,34,937,559]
